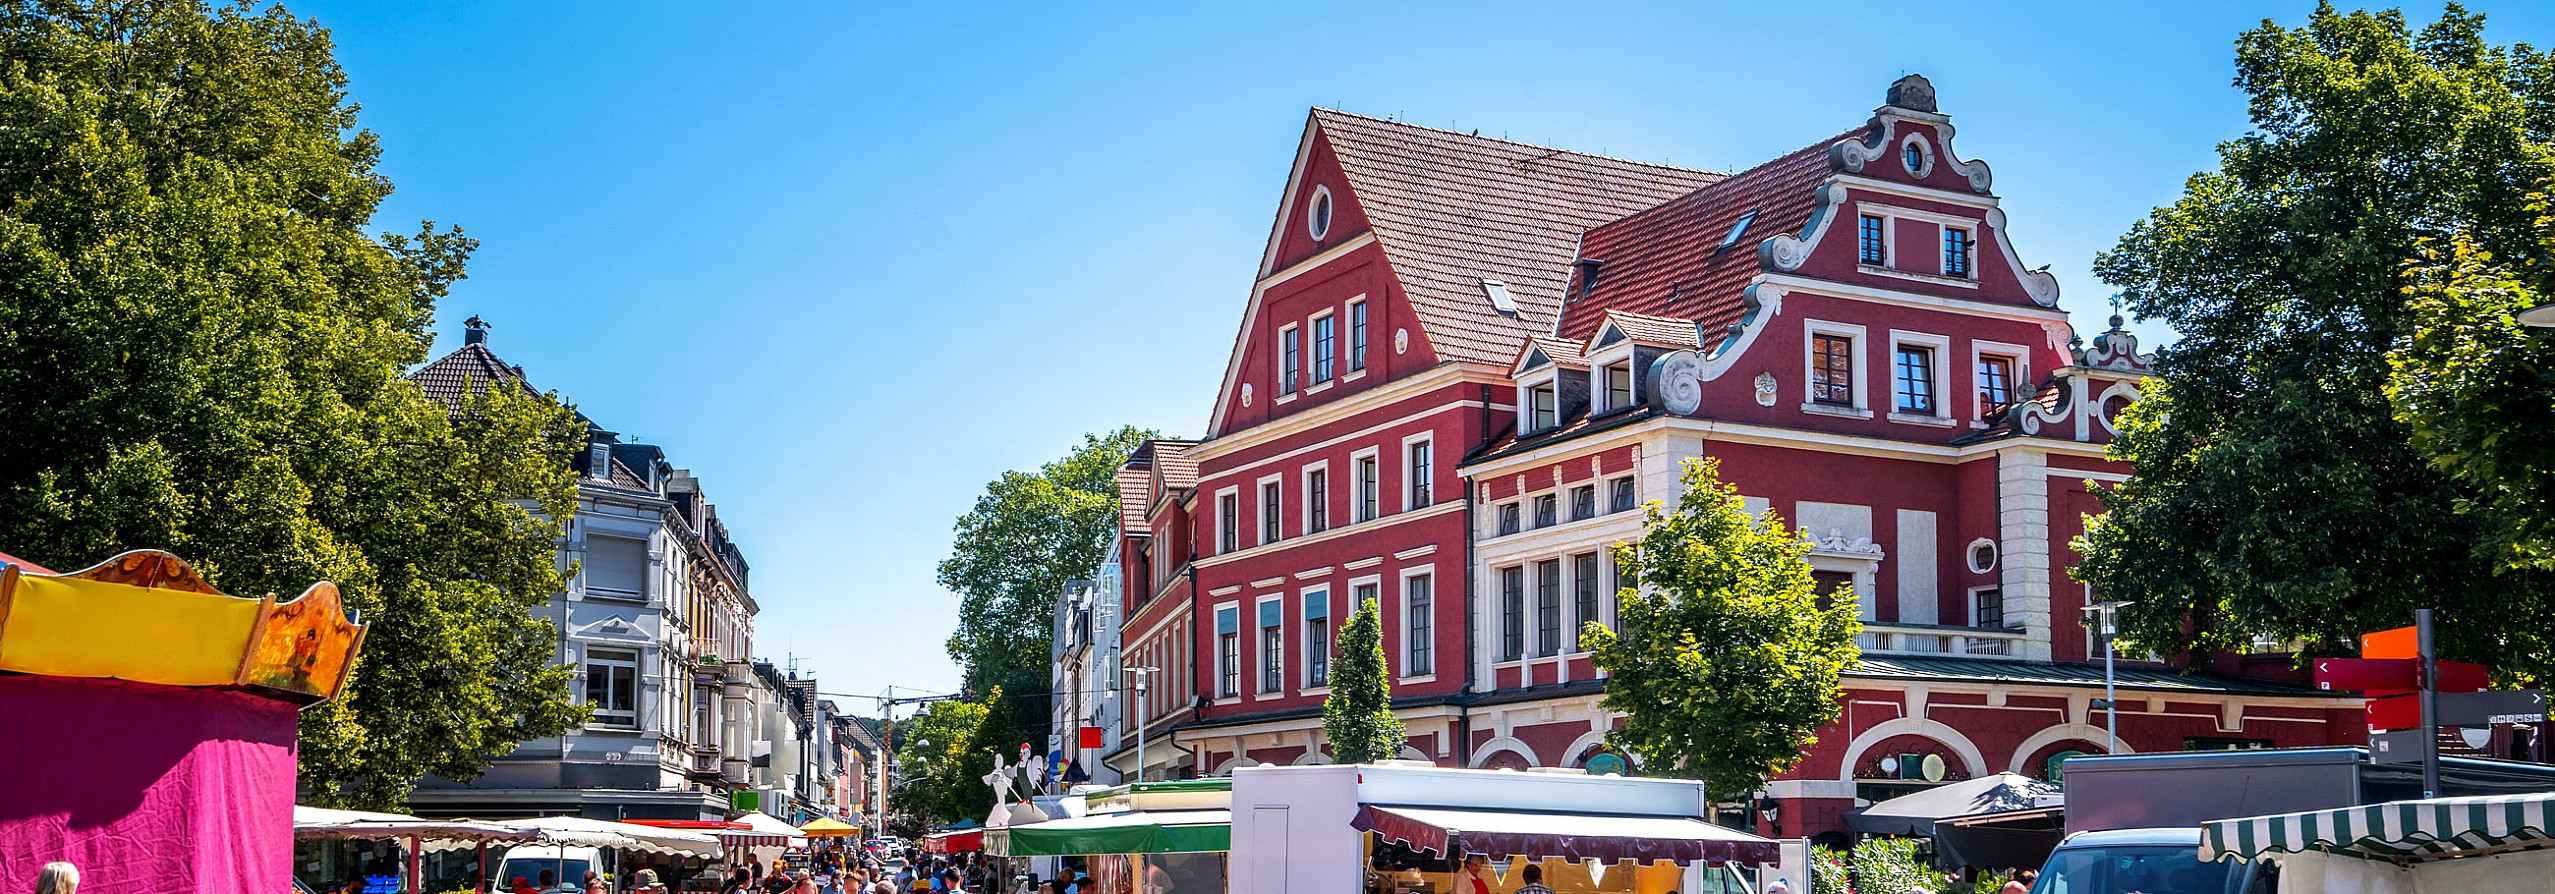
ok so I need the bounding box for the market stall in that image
[293,806,537,892]
[1230,763,1779,894]
[923,827,985,855]
[986,780,1234,894]
[1846,772,2062,871]
[2199,791,2555,893]
[0,550,365,894]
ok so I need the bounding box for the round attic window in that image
[1307,185,1334,240]
[1901,135,1933,178]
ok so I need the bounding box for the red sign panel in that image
[1079,725,1104,749]
[2317,657,2418,692]
[2436,661,2491,693]
[2368,694,2421,731]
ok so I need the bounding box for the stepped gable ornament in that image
[2081,313,2153,373]
[1646,350,1706,417]
[1886,74,1938,113]
[0,549,366,704]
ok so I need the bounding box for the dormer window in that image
[1529,383,1558,431]
[1603,363,1633,411]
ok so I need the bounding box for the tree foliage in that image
[1583,459,1861,802]
[0,0,583,806]
[1322,594,1406,764]
[892,692,997,828]
[2076,3,2555,680]
[937,426,1159,776]
[2389,195,2555,573]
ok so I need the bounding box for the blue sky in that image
[297,0,2553,706]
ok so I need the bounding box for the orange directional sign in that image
[2364,626,2417,660]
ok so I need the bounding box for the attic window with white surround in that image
[1307,185,1333,240]
[1482,279,1518,316]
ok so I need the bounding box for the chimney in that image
[462,314,490,346]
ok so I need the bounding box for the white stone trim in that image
[1837,717,1988,783]
[2007,723,2132,774]
[1469,735,1541,769]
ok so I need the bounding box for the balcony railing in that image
[1856,622,2028,657]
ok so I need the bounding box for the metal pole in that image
[2105,630,2118,754]
[2418,608,2441,799]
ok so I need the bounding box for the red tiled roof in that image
[1116,468,1153,535]
[1556,131,1852,343]
[1152,442,1198,491]
[406,342,533,408]
[1523,336,1589,369]
[1596,309,1704,348]
[1311,110,1721,365]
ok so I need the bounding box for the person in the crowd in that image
[1999,869,2037,894]
[632,869,668,894]
[511,877,539,894]
[583,871,606,894]
[34,863,78,894]
[721,869,754,894]
[1451,855,1493,894]
[1511,863,1554,894]
[538,870,559,892]
[790,871,819,894]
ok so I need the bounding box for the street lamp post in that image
[1121,666,1159,782]
[2084,600,2133,755]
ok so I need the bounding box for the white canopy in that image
[293,806,540,843]
[421,816,722,857]
[725,812,807,848]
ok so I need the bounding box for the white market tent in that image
[724,811,807,849]
[418,816,723,858]
[2200,791,2555,893]
[293,806,539,843]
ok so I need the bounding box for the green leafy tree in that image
[937,426,1160,777]
[893,692,997,827]
[1322,595,1407,764]
[0,0,582,806]
[1583,459,1861,802]
[2075,4,2555,679]
[2389,196,2555,573]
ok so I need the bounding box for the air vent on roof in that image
[1482,279,1518,316]
[1718,210,1760,251]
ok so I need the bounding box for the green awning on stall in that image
[985,808,1231,857]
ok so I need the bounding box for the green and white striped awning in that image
[2201,793,2555,864]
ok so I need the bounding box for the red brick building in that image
[1104,75,2362,841]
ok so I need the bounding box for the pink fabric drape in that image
[0,675,300,894]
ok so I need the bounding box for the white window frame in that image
[1254,594,1285,699]
[1584,339,1638,415]
[1257,473,1284,547]
[1886,329,1955,426]
[1969,339,2033,428]
[1399,565,1438,683]
[1570,551,1603,654]
[1802,319,1872,419]
[1941,223,1974,279]
[1857,210,1893,268]
[1969,585,2006,630]
[1857,202,1984,289]
[1517,375,1561,433]
[1215,486,1241,554]
[582,532,651,601]
[1277,323,1301,400]
[582,647,640,728]
[1306,184,1334,240]
[1401,432,1434,513]
[1213,601,1242,703]
[1496,564,1527,664]
[1300,459,1330,536]
[1309,309,1337,389]
[1346,296,1370,377]
[1301,584,1335,692]
[1351,447,1382,523]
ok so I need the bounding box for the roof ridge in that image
[1311,107,1721,177]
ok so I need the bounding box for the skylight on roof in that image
[1719,209,1761,251]
[1481,279,1518,316]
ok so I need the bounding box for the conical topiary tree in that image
[1322,595,1407,764]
